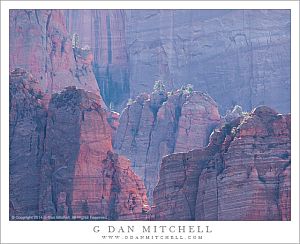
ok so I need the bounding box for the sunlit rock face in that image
[9,9,291,221]
[9,71,149,220]
[9,9,149,221]
[153,106,291,221]
[39,87,149,220]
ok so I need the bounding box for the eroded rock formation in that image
[39,87,149,220]
[9,9,291,221]
[36,9,290,114]
[153,106,291,220]
[9,71,149,220]
[9,68,47,218]
[9,9,149,221]
[114,90,221,202]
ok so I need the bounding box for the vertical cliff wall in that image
[9,10,100,96]
[9,9,150,221]
[9,9,291,221]
[10,9,290,114]
[9,72,149,220]
[125,10,290,114]
[9,69,47,218]
[38,87,149,220]
[65,10,130,110]
[114,90,220,202]
[153,106,291,220]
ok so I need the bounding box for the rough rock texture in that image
[64,10,129,110]
[175,91,221,152]
[9,9,291,221]
[9,10,100,96]
[125,10,290,114]
[9,74,149,220]
[107,111,120,140]
[9,69,48,218]
[153,106,291,220]
[114,90,220,202]
[9,9,149,221]
[10,9,290,114]
[10,10,290,113]
[37,87,149,220]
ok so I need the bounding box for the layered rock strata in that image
[10,9,291,114]
[153,106,291,220]
[114,90,221,202]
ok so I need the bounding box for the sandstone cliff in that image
[9,71,149,220]
[64,10,129,110]
[153,106,291,220]
[126,10,291,114]
[9,9,291,221]
[39,87,149,220]
[9,10,100,96]
[114,90,221,202]
[9,69,47,218]
[36,9,290,114]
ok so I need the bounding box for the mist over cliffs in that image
[64,10,290,113]
[9,9,291,221]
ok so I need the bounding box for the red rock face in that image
[9,71,149,220]
[107,111,120,142]
[9,10,100,96]
[65,10,130,110]
[65,9,290,115]
[114,90,221,202]
[9,9,291,221]
[10,9,290,115]
[175,91,220,152]
[9,69,48,218]
[9,10,148,221]
[37,87,148,220]
[102,152,150,220]
[153,106,291,220]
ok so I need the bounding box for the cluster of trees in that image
[127,80,195,106]
[153,80,194,95]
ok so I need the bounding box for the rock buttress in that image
[38,87,149,220]
[9,76,149,220]
[153,106,291,220]
[9,69,47,218]
[114,90,221,202]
